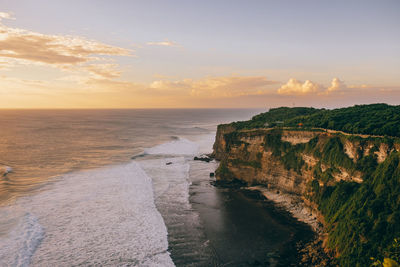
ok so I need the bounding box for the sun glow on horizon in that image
[0,1,399,108]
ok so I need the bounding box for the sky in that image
[0,0,399,108]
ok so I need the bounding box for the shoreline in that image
[191,162,316,266]
[244,185,337,266]
[247,185,322,233]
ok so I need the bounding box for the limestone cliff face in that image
[213,124,236,160]
[212,125,397,197]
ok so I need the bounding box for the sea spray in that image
[138,137,215,265]
[0,162,174,266]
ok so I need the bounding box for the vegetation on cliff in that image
[231,106,320,129]
[214,105,400,266]
[312,152,400,266]
[231,103,400,138]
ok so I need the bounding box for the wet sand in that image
[181,160,315,266]
[248,186,322,233]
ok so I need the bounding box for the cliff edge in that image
[212,106,400,266]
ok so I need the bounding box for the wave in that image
[139,156,212,265]
[0,134,216,266]
[137,135,218,265]
[0,213,44,267]
[0,162,174,266]
[144,137,199,155]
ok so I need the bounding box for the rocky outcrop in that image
[375,143,390,163]
[213,127,386,194]
[212,125,400,211]
[281,130,319,145]
[343,139,358,162]
[212,125,400,263]
[212,124,236,160]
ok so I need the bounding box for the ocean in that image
[0,109,313,266]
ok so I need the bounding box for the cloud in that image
[278,78,350,95]
[85,64,122,79]
[0,16,131,66]
[327,77,347,92]
[146,39,180,47]
[148,76,278,97]
[75,75,278,99]
[0,11,135,95]
[0,74,53,95]
[0,59,12,69]
[0,12,14,21]
[277,78,323,95]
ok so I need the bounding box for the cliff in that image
[212,124,400,266]
[212,126,391,194]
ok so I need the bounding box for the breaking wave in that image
[0,162,174,266]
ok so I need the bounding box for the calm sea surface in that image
[0,109,313,266]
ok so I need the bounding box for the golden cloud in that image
[0,13,131,66]
[85,64,122,79]
[146,39,180,47]
[0,74,54,96]
[149,76,278,97]
[327,77,347,92]
[278,78,349,95]
[278,78,323,95]
[58,75,278,97]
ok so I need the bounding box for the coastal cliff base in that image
[212,123,400,266]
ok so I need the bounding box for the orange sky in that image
[0,1,399,108]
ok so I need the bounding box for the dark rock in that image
[193,156,212,162]
[166,162,173,165]
[213,178,247,188]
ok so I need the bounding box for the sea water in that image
[0,109,313,266]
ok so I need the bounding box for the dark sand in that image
[167,160,315,266]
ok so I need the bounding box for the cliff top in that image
[223,103,400,138]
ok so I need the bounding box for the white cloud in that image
[277,78,323,95]
[0,12,14,21]
[146,39,180,47]
[277,78,351,95]
[327,77,347,92]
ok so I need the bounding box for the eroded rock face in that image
[334,167,363,183]
[375,143,390,163]
[343,140,358,162]
[281,130,319,145]
[214,128,315,195]
[213,127,398,196]
[212,124,235,160]
[213,125,399,265]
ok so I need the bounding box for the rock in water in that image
[194,156,212,162]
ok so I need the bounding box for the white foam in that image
[137,146,214,265]
[139,157,191,205]
[0,162,174,267]
[144,138,199,155]
[0,134,216,266]
[190,133,216,155]
[0,213,44,267]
